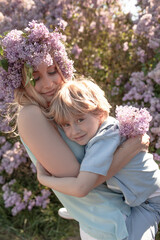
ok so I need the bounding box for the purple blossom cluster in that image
[122,67,160,149]
[0,20,75,102]
[2,179,51,216]
[0,136,51,215]
[0,142,27,174]
[133,0,160,58]
[0,0,66,33]
[153,153,160,163]
[116,105,152,138]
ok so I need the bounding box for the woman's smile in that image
[43,89,56,96]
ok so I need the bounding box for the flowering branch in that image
[115,105,152,138]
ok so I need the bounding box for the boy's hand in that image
[140,133,150,152]
[36,161,51,183]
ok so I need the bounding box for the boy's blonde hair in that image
[48,78,111,125]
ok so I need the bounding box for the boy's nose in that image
[71,124,80,136]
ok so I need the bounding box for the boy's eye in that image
[77,118,84,123]
[63,123,70,128]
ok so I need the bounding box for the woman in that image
[0,21,151,240]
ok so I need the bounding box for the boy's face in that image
[62,113,101,145]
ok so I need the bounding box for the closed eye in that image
[48,70,57,75]
[34,76,40,81]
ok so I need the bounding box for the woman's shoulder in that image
[18,105,42,122]
[17,105,44,134]
[19,104,41,117]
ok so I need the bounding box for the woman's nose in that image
[43,75,54,88]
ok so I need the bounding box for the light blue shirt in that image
[21,127,130,240]
[80,116,160,207]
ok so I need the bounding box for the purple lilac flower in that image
[0,136,6,145]
[111,86,119,96]
[136,47,146,63]
[30,162,37,173]
[35,189,51,208]
[116,105,152,138]
[153,153,160,162]
[148,62,160,85]
[11,201,27,216]
[115,75,123,86]
[23,189,32,202]
[1,177,51,214]
[71,44,82,59]
[28,199,36,211]
[94,57,103,69]
[1,142,27,174]
[0,20,75,102]
[0,176,5,184]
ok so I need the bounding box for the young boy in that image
[37,79,160,214]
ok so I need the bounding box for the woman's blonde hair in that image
[48,78,111,125]
[5,66,49,135]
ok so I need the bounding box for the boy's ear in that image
[99,113,104,124]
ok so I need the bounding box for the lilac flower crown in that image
[0,20,75,102]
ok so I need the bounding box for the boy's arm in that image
[94,134,150,187]
[37,161,99,197]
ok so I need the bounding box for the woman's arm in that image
[95,134,150,186]
[18,105,80,177]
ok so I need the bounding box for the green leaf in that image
[30,79,35,87]
[0,59,8,71]
[3,31,9,36]
[22,32,28,38]
[24,63,35,86]
[0,46,4,56]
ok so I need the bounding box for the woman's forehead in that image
[33,63,56,72]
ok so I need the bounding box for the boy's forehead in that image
[64,112,85,122]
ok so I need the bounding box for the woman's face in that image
[33,62,63,103]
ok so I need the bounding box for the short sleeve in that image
[80,124,121,176]
[20,137,37,166]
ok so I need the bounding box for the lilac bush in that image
[0,135,51,216]
[2,179,51,215]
